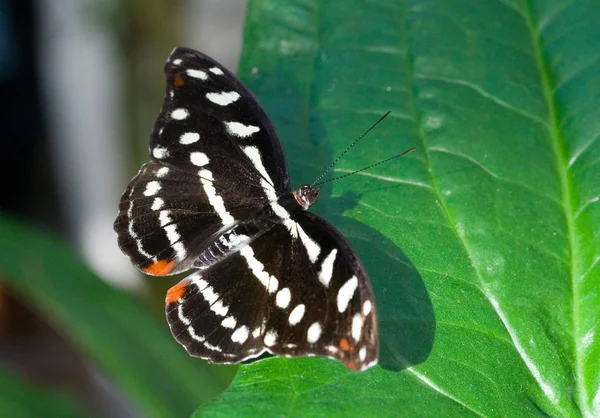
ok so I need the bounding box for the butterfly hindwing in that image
[166,212,378,371]
[114,161,230,274]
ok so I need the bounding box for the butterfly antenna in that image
[313,147,415,186]
[311,111,392,186]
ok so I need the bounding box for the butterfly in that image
[114,47,378,371]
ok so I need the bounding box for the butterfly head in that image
[293,184,320,210]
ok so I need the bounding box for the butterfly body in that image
[114,47,379,371]
[190,188,310,270]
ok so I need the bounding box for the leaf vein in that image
[416,74,548,127]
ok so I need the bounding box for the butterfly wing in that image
[150,47,289,192]
[166,212,378,371]
[114,48,290,275]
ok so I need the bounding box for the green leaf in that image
[199,0,600,416]
[0,217,232,418]
[0,364,89,418]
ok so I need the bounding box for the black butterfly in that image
[114,47,378,371]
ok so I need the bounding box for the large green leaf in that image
[199,0,600,416]
[0,217,232,417]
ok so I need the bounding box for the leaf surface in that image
[199,0,600,416]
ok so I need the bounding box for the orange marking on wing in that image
[166,281,187,305]
[144,259,176,276]
[345,360,358,371]
[339,337,351,351]
[174,73,185,87]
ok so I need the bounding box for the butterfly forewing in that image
[152,47,289,192]
[114,161,232,274]
[114,48,290,275]
[114,47,380,370]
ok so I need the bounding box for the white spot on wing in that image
[221,316,237,329]
[242,146,279,208]
[225,121,260,138]
[152,146,169,159]
[210,300,229,317]
[337,276,358,313]
[172,242,186,260]
[199,169,235,225]
[201,285,219,305]
[156,167,170,177]
[297,224,321,263]
[171,108,189,120]
[159,210,171,226]
[172,58,182,65]
[206,91,240,106]
[359,346,367,361]
[288,304,305,325]
[318,249,337,287]
[191,277,208,291]
[271,202,290,220]
[252,327,261,338]
[285,219,298,237]
[326,345,339,354]
[143,181,161,196]
[151,198,164,211]
[190,152,210,167]
[276,288,291,308]
[187,69,208,80]
[127,201,152,258]
[307,322,322,343]
[239,245,278,293]
[362,300,372,316]
[268,277,279,293]
[177,305,190,325]
[264,330,277,347]
[180,132,200,144]
[242,147,274,188]
[164,225,180,245]
[352,313,363,341]
[231,326,249,344]
[203,341,222,352]
[188,327,205,342]
[209,67,224,75]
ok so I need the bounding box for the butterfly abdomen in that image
[193,227,252,269]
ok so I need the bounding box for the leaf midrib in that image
[523,1,585,417]
[403,1,579,416]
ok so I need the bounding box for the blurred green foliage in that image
[0,216,233,417]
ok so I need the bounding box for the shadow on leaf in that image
[324,191,435,372]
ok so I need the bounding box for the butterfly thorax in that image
[192,185,320,270]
